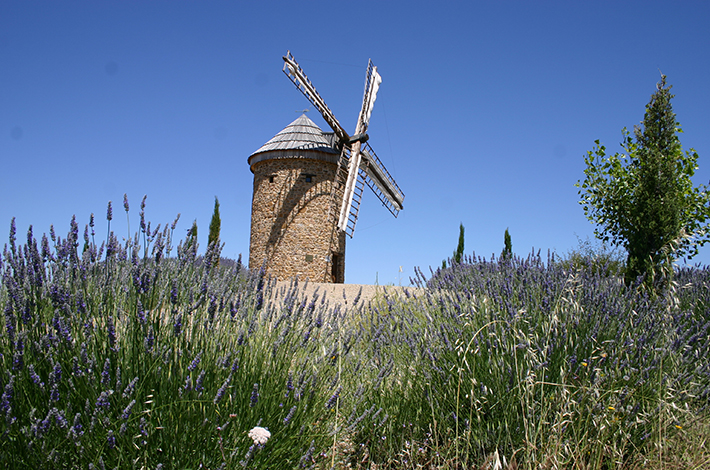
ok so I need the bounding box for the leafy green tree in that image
[577,75,710,287]
[501,228,512,260]
[453,223,465,264]
[208,197,221,249]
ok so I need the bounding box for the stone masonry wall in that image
[249,155,346,283]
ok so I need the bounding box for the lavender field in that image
[2,204,710,468]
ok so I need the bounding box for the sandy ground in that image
[266,281,421,307]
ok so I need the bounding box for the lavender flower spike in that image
[250,383,259,407]
[107,430,116,449]
[213,376,231,404]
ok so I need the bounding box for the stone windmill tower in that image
[248,51,404,283]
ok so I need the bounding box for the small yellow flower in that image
[608,406,615,411]
[581,362,588,367]
[675,424,683,430]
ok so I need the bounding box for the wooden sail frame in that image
[282,50,404,237]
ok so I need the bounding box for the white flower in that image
[248,426,271,445]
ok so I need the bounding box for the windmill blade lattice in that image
[282,50,404,238]
[282,52,349,142]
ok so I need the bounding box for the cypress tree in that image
[501,228,512,260]
[208,197,221,249]
[453,223,465,264]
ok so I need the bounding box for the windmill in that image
[247,51,404,283]
[282,51,404,238]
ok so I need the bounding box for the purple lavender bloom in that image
[41,233,52,260]
[115,366,122,391]
[250,383,259,407]
[50,362,62,386]
[285,372,294,397]
[71,413,84,441]
[4,304,16,344]
[139,416,148,437]
[299,440,316,467]
[188,351,202,371]
[1,375,14,415]
[213,375,231,404]
[106,201,113,222]
[208,295,217,321]
[284,405,297,425]
[140,205,146,233]
[101,358,111,385]
[144,327,155,352]
[95,390,111,409]
[53,407,68,428]
[39,411,52,435]
[123,376,138,398]
[107,316,116,350]
[107,430,116,449]
[122,399,136,420]
[181,375,191,396]
[123,194,129,213]
[173,313,182,336]
[353,287,363,305]
[28,364,44,388]
[50,384,60,402]
[195,370,206,392]
[12,348,23,371]
[136,300,146,325]
[8,217,16,251]
[240,444,256,467]
[170,280,179,305]
[325,386,341,409]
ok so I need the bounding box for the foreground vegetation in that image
[2,207,710,468]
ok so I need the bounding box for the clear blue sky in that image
[2,1,710,285]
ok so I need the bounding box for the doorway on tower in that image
[330,253,343,284]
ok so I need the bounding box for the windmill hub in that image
[348,133,369,144]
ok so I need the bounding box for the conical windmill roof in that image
[251,114,338,156]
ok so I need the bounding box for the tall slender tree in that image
[453,223,465,264]
[577,75,710,288]
[184,220,198,259]
[501,228,512,260]
[207,197,221,268]
[208,197,221,248]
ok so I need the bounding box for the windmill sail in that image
[337,60,382,232]
[360,143,404,215]
[282,51,349,142]
[282,51,404,237]
[361,66,382,129]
